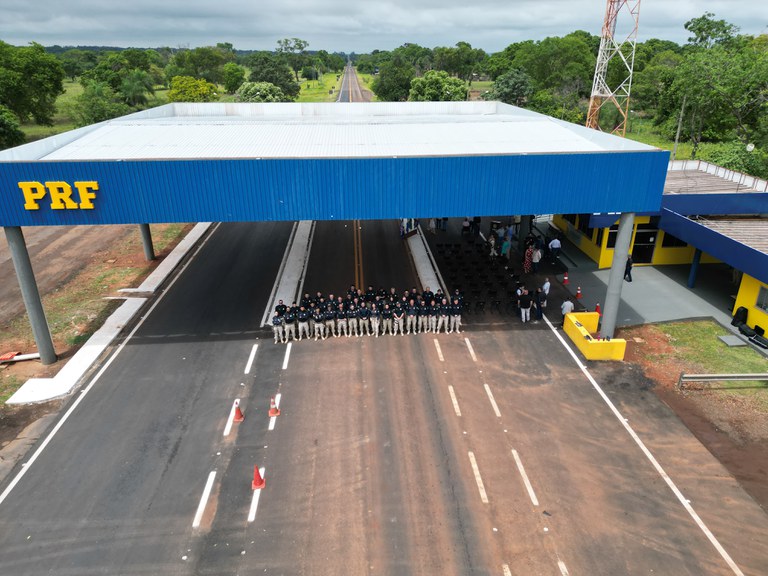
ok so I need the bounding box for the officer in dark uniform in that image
[365,285,376,303]
[324,305,337,338]
[405,299,419,334]
[437,298,451,333]
[301,293,312,308]
[336,301,349,337]
[422,286,434,305]
[297,305,311,340]
[271,311,284,343]
[313,306,326,340]
[275,299,287,317]
[428,299,439,333]
[450,297,463,333]
[347,305,359,337]
[392,302,405,335]
[418,298,429,333]
[283,304,297,342]
[358,303,371,336]
[381,303,393,335]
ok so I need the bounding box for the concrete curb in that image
[407,226,446,294]
[6,222,213,405]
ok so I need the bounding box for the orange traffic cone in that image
[252,465,265,490]
[234,400,245,423]
[595,302,601,316]
[268,397,281,417]
[576,286,582,299]
[563,272,569,285]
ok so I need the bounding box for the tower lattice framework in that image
[586,0,641,136]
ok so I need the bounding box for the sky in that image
[1,0,766,54]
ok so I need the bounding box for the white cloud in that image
[0,0,765,52]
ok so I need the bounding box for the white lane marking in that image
[484,384,501,418]
[223,399,240,437]
[434,339,444,362]
[502,564,512,576]
[465,337,477,362]
[268,393,282,431]
[511,449,539,506]
[557,560,570,575]
[468,451,489,504]
[0,224,221,509]
[244,344,258,374]
[448,386,461,417]
[282,343,292,370]
[248,467,266,522]
[543,314,746,576]
[192,471,217,528]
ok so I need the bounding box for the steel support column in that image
[139,224,156,261]
[4,226,57,364]
[601,212,635,338]
[687,248,701,288]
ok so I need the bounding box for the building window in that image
[562,214,577,226]
[661,231,688,248]
[757,287,768,312]
[577,214,594,241]
[606,224,619,248]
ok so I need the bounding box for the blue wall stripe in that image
[0,151,669,227]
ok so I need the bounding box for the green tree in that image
[0,41,65,125]
[59,48,98,81]
[223,62,246,93]
[0,104,25,148]
[276,38,309,82]
[685,12,739,48]
[235,81,287,102]
[120,69,154,106]
[66,81,131,126]
[408,70,467,101]
[121,48,152,72]
[247,52,300,100]
[512,35,595,98]
[81,52,132,91]
[484,68,534,105]
[167,75,219,102]
[371,55,415,101]
[166,47,229,84]
[527,90,585,124]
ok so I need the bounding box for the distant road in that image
[337,64,368,103]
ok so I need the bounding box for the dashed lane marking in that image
[247,467,266,523]
[434,339,444,362]
[468,451,489,504]
[282,343,292,370]
[464,337,477,362]
[543,314,745,576]
[502,564,512,576]
[268,393,282,431]
[511,449,539,506]
[244,343,258,374]
[484,384,501,418]
[193,471,217,528]
[448,386,461,417]
[223,399,240,437]
[558,560,570,575]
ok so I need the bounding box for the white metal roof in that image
[2,101,657,162]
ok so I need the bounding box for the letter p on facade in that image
[19,181,47,210]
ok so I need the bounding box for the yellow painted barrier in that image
[563,312,626,361]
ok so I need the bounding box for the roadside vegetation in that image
[625,320,768,408]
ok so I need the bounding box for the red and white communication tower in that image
[586,0,641,136]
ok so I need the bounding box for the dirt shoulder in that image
[0,224,192,455]
[619,323,768,510]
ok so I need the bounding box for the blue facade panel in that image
[660,209,768,284]
[662,192,768,216]
[0,151,669,227]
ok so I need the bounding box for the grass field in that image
[652,320,768,404]
[624,116,693,159]
[20,79,82,141]
[296,72,342,102]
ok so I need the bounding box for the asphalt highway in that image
[0,220,766,575]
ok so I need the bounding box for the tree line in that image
[1,13,766,177]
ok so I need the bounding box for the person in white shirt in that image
[560,297,574,327]
[548,237,561,261]
[542,278,550,297]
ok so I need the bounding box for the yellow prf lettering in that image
[46,181,78,210]
[74,181,98,209]
[19,182,47,210]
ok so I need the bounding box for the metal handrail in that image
[677,373,768,389]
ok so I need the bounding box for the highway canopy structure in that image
[0,101,669,363]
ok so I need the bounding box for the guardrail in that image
[677,373,768,389]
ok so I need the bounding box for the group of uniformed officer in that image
[270,285,464,343]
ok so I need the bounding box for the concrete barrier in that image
[563,312,626,361]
